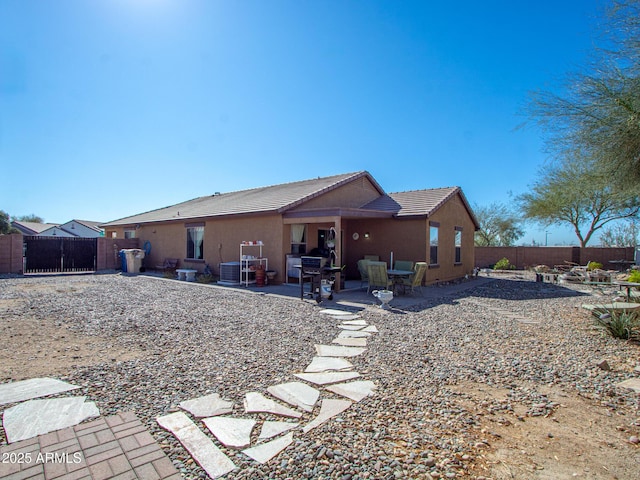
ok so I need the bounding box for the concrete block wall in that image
[475,246,635,270]
[96,238,140,270]
[0,234,23,274]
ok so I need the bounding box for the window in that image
[291,224,307,254]
[429,224,439,265]
[124,229,135,239]
[186,225,204,260]
[454,228,462,264]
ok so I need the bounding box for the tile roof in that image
[363,187,479,227]
[11,221,59,234]
[103,172,380,226]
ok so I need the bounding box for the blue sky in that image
[1,0,608,245]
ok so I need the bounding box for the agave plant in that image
[591,307,640,340]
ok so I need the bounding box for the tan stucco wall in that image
[289,176,381,211]
[344,218,426,279]
[424,193,476,284]
[108,215,286,281]
[343,193,476,284]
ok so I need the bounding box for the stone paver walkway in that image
[155,307,378,479]
[0,412,180,480]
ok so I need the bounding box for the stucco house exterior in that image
[101,171,479,286]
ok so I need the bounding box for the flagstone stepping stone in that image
[244,392,302,418]
[341,319,368,326]
[332,337,367,347]
[338,324,366,331]
[302,398,352,434]
[294,371,361,385]
[157,412,235,479]
[180,393,234,417]
[258,420,298,440]
[0,377,79,406]
[327,314,361,321]
[242,432,294,464]
[3,396,99,443]
[315,344,366,357]
[267,382,320,412]
[362,325,379,333]
[319,309,354,315]
[617,378,640,393]
[203,416,256,448]
[338,330,371,338]
[325,380,376,402]
[304,356,354,373]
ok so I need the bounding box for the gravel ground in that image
[1,273,639,479]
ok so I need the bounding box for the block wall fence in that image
[475,246,636,270]
[0,234,139,274]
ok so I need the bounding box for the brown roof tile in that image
[102,172,377,226]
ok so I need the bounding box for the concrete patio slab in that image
[325,380,376,402]
[332,337,367,347]
[202,416,256,449]
[156,412,236,479]
[362,325,379,333]
[179,393,234,418]
[241,432,293,464]
[0,377,80,406]
[258,421,298,440]
[266,382,320,412]
[3,396,100,443]
[315,344,366,357]
[294,371,361,385]
[243,392,302,418]
[304,356,354,373]
[302,398,352,434]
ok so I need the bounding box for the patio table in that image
[613,281,640,302]
[387,269,413,295]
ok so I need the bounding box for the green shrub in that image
[628,270,640,283]
[587,261,604,271]
[591,307,640,339]
[494,257,515,270]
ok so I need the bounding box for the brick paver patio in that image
[0,412,180,480]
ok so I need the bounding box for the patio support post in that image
[332,217,342,292]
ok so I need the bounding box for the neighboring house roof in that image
[11,221,59,235]
[102,171,384,226]
[60,220,104,235]
[363,187,480,229]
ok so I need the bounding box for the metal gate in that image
[24,236,97,273]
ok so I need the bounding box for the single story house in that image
[12,220,104,238]
[11,221,59,235]
[101,171,479,286]
[39,220,104,238]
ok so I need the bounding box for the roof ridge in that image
[389,186,459,195]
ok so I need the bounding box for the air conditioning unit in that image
[218,261,241,285]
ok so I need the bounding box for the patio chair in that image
[357,259,372,288]
[367,261,393,294]
[400,262,427,295]
[393,260,414,271]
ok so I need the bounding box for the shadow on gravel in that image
[464,278,590,301]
